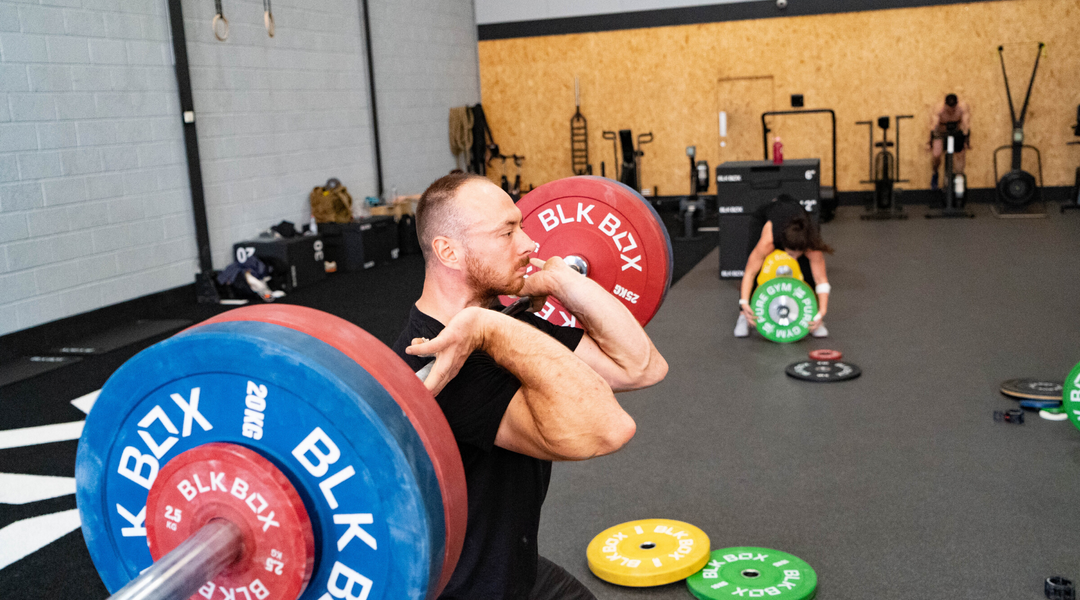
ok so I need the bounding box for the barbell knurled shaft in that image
[107,519,243,600]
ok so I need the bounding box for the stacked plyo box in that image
[715,159,820,279]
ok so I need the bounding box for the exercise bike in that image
[677,146,710,240]
[858,116,911,220]
[927,123,973,219]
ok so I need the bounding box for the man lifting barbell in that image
[929,93,972,190]
[393,173,668,599]
[735,194,834,339]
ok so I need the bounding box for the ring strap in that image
[212,0,229,41]
[264,0,274,37]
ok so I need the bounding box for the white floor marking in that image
[0,509,82,571]
[0,473,78,505]
[0,421,84,450]
[70,390,101,414]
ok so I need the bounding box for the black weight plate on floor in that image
[999,378,1063,401]
[785,360,861,382]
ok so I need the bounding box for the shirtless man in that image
[929,93,972,189]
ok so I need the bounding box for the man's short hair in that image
[416,172,488,263]
[945,93,958,107]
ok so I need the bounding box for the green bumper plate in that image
[1065,362,1080,433]
[687,547,817,600]
[751,278,818,343]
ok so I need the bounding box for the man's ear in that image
[432,236,463,271]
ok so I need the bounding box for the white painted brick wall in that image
[181,0,379,269]
[369,0,480,195]
[0,0,197,335]
[0,0,482,336]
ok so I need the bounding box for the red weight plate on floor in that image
[193,305,465,596]
[506,176,673,327]
[146,443,315,600]
[809,349,843,362]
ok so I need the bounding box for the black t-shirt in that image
[747,198,807,254]
[392,305,585,600]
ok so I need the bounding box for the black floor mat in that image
[51,319,193,355]
[0,356,83,388]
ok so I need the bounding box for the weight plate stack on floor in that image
[506,176,674,327]
[751,278,818,343]
[1064,362,1080,433]
[585,518,710,587]
[686,547,817,600]
[999,378,1063,401]
[75,306,466,600]
[786,360,862,382]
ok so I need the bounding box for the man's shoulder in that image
[391,305,441,365]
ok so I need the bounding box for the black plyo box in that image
[716,159,821,279]
[233,235,327,291]
[715,159,821,217]
[320,216,398,272]
[718,214,752,279]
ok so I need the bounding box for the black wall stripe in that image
[478,0,1000,40]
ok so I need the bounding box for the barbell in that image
[75,176,676,600]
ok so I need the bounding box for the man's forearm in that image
[480,310,612,407]
[551,273,655,378]
[479,311,626,456]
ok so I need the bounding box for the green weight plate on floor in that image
[687,547,817,600]
[1065,362,1080,433]
[750,278,818,343]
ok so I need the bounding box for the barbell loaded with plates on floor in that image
[76,304,468,600]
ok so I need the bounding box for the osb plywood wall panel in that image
[478,0,1080,195]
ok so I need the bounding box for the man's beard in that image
[463,250,529,302]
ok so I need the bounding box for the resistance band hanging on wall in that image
[212,0,229,41]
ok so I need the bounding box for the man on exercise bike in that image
[929,93,971,190]
[734,194,834,339]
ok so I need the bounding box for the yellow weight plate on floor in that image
[757,249,804,285]
[586,518,711,587]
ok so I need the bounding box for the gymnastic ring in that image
[264,11,275,37]
[212,14,229,41]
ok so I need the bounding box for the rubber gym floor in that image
[2,203,1079,599]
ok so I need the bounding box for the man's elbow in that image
[643,354,668,387]
[552,411,636,460]
[622,352,668,390]
[592,411,637,457]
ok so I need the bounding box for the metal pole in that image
[166,0,213,275]
[107,519,243,600]
[359,0,384,197]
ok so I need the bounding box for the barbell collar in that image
[107,519,243,600]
